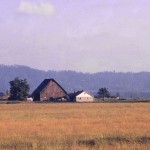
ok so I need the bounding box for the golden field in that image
[0,103,150,150]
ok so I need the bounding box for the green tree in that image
[9,77,30,100]
[97,88,110,99]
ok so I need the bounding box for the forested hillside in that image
[0,64,150,98]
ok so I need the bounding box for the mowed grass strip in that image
[0,103,150,150]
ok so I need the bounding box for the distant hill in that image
[0,64,150,98]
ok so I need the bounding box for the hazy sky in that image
[0,0,150,73]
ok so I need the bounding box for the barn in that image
[32,79,68,101]
[69,91,94,102]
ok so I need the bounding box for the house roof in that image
[76,91,94,97]
[32,79,67,95]
[74,90,83,96]
[68,90,83,100]
[68,90,94,100]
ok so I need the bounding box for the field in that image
[0,103,150,150]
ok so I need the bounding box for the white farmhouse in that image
[69,91,94,102]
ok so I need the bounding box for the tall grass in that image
[0,103,150,149]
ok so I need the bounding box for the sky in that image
[0,0,150,73]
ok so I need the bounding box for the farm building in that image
[32,79,68,101]
[69,91,94,102]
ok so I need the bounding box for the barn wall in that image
[40,80,67,101]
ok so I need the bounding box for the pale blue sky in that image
[0,0,150,72]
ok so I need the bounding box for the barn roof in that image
[32,79,67,95]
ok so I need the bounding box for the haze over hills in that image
[0,64,150,98]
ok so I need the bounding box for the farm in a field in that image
[0,103,150,150]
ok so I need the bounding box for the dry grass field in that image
[0,103,150,150]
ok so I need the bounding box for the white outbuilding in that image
[69,91,94,102]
